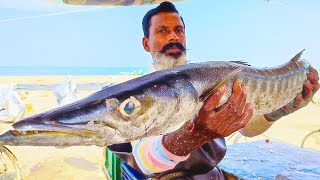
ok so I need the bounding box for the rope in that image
[301,129,320,148]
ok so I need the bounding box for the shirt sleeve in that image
[131,135,190,175]
[239,115,275,137]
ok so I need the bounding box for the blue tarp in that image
[219,140,320,179]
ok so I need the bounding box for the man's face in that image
[143,12,187,70]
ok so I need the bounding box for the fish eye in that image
[124,101,134,114]
[119,96,141,117]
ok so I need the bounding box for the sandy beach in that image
[0,75,319,179]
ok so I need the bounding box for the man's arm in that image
[240,67,319,137]
[129,80,252,176]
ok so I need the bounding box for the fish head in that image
[0,73,195,147]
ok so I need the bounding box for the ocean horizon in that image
[0,66,149,76]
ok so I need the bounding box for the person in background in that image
[107,2,319,179]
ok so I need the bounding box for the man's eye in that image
[175,29,184,33]
[158,29,166,33]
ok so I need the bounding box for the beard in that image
[150,42,188,71]
[150,51,188,71]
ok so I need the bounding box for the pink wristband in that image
[160,136,190,162]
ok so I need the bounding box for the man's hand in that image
[195,80,253,139]
[265,67,319,121]
[163,80,253,156]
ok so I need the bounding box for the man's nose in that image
[168,32,179,42]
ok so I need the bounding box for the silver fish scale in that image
[187,59,309,116]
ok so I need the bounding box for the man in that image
[108,2,319,179]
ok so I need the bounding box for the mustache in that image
[160,42,186,54]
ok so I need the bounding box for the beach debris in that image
[0,85,25,123]
[52,77,79,106]
[0,51,318,147]
[120,68,144,76]
[0,146,20,180]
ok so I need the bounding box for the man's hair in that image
[142,1,185,38]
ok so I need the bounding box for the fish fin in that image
[200,66,244,101]
[291,49,305,62]
[230,61,251,66]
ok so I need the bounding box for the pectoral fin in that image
[200,66,244,101]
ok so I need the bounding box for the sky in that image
[0,0,319,69]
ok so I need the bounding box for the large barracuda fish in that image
[0,51,314,147]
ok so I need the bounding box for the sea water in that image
[0,66,149,76]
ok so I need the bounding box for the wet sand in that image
[0,76,319,179]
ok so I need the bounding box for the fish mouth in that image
[0,99,114,146]
[0,115,108,146]
[10,111,98,138]
[12,122,96,138]
[9,97,110,136]
[0,129,100,147]
[6,130,84,137]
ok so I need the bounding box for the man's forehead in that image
[150,12,183,28]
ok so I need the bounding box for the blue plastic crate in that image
[121,162,145,180]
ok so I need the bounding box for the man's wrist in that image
[160,136,190,161]
[163,119,212,156]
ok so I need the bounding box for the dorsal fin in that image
[291,49,305,62]
[230,61,251,66]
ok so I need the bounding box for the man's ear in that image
[142,37,150,52]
